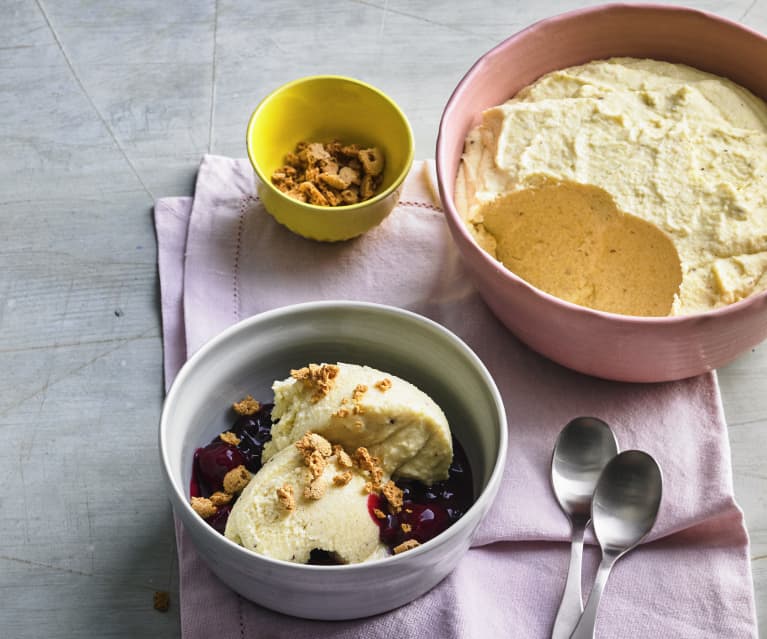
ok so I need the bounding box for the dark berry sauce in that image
[191,402,474,561]
[368,436,473,553]
[192,403,274,498]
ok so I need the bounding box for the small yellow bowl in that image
[246,75,414,242]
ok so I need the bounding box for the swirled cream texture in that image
[455,58,767,315]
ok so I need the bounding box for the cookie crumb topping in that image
[382,480,404,514]
[293,432,336,499]
[374,378,392,392]
[190,463,251,518]
[223,465,251,494]
[352,384,368,402]
[295,431,333,458]
[354,446,384,492]
[232,395,260,416]
[304,478,327,500]
[291,364,340,402]
[219,431,241,446]
[333,444,353,468]
[393,539,421,555]
[209,491,232,506]
[276,483,295,512]
[190,496,217,519]
[306,450,327,479]
[333,471,353,486]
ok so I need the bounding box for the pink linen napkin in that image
[155,155,757,638]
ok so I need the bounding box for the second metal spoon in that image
[569,449,663,639]
[550,417,619,639]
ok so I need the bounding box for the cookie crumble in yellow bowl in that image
[246,75,414,242]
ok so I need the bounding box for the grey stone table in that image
[1,1,765,637]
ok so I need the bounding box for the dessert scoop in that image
[569,450,663,639]
[550,417,619,639]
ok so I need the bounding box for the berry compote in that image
[191,402,474,556]
[190,403,274,532]
[368,436,473,553]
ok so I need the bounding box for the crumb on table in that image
[153,591,170,612]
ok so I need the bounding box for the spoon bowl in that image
[552,417,620,518]
[550,417,618,639]
[593,450,664,555]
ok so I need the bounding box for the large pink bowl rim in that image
[436,3,767,381]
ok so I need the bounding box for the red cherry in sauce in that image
[194,441,246,492]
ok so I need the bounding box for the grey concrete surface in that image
[1,1,764,636]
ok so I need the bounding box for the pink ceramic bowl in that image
[436,3,767,383]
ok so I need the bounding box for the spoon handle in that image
[551,521,586,639]
[568,555,616,639]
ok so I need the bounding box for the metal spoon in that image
[569,450,663,639]
[550,417,619,639]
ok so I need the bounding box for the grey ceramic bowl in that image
[159,301,507,620]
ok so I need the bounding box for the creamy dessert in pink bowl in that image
[436,4,767,382]
[455,57,767,318]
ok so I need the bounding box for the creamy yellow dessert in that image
[225,441,389,563]
[223,363,455,563]
[264,362,453,482]
[456,57,767,316]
